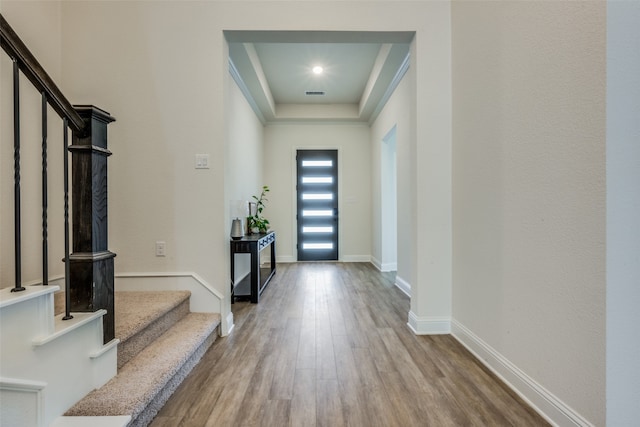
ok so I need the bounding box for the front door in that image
[296,150,338,261]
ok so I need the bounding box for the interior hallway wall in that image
[61,1,228,292]
[451,1,606,424]
[1,1,66,289]
[263,123,371,262]
[226,73,265,283]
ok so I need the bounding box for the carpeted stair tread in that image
[116,291,192,369]
[65,312,220,420]
[115,291,191,342]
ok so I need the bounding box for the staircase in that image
[2,14,221,427]
[61,291,220,427]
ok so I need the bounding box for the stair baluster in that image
[63,119,73,321]
[42,91,49,286]
[11,57,25,293]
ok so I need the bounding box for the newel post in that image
[68,105,116,344]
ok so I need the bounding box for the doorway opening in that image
[381,126,397,271]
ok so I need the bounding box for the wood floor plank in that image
[315,293,337,381]
[200,326,280,426]
[269,317,301,399]
[348,347,402,427]
[260,399,291,427]
[390,324,446,382]
[337,378,373,427]
[328,295,348,336]
[332,332,362,386]
[177,417,209,427]
[377,327,436,395]
[146,416,182,427]
[230,335,282,426]
[419,379,474,427]
[290,369,316,427]
[384,370,431,421]
[296,314,316,370]
[151,262,549,427]
[296,285,317,370]
[336,297,369,349]
[316,379,345,427]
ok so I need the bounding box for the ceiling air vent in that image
[305,90,326,96]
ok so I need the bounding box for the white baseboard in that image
[223,311,234,337]
[381,262,397,272]
[371,256,383,271]
[371,256,397,272]
[407,310,450,334]
[276,255,296,263]
[451,319,593,427]
[395,275,411,297]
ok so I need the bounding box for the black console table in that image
[230,231,276,303]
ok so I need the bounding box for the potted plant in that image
[247,185,270,234]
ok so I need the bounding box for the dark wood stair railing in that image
[1,13,116,343]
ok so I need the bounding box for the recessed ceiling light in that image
[312,66,323,75]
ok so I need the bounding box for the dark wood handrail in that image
[0,13,85,133]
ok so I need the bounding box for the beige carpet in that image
[115,291,191,341]
[115,291,191,368]
[65,290,220,427]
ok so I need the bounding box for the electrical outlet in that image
[155,241,166,257]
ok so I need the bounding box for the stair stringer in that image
[0,285,118,427]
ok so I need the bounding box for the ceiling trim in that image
[369,51,411,124]
[224,30,415,44]
[228,57,266,124]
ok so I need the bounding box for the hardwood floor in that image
[150,262,548,427]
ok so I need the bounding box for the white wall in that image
[263,123,371,262]
[371,74,412,285]
[1,1,66,289]
[226,79,264,210]
[60,1,228,302]
[226,72,265,280]
[53,2,453,336]
[606,1,640,424]
[451,1,605,425]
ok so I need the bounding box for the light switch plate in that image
[155,241,166,257]
[195,154,210,169]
